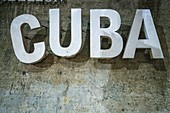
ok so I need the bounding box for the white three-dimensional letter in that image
[10,14,45,63]
[90,9,123,58]
[49,9,82,57]
[123,9,164,59]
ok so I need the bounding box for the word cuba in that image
[10,9,164,64]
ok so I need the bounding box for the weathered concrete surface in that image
[0,0,170,113]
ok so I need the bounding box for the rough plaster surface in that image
[0,0,170,113]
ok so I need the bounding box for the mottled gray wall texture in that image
[0,0,170,113]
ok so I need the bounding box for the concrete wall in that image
[0,0,170,113]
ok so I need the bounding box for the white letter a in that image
[123,9,164,59]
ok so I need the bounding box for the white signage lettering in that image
[90,9,123,58]
[49,9,82,57]
[123,9,164,59]
[10,14,45,63]
[10,9,164,64]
